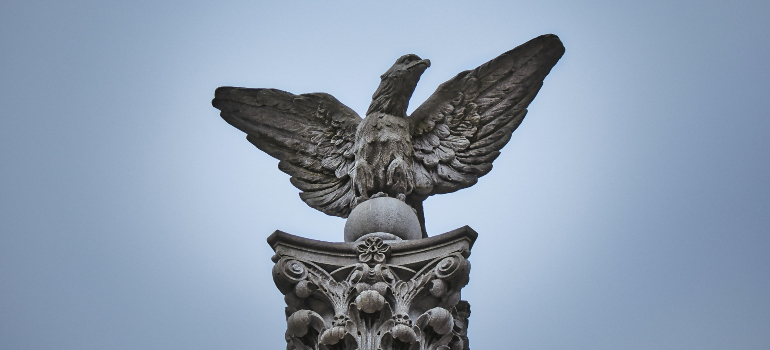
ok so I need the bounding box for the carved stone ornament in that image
[214,34,565,350]
[213,34,564,237]
[269,226,476,350]
[356,236,391,263]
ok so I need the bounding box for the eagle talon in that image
[371,192,388,199]
[352,196,368,208]
[396,194,406,202]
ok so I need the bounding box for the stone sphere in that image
[344,197,421,242]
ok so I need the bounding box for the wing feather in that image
[213,87,361,217]
[409,34,564,196]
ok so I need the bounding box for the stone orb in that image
[344,197,421,242]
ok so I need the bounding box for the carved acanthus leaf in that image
[273,253,471,350]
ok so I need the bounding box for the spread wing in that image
[213,87,361,217]
[409,34,564,196]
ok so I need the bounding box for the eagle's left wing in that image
[213,87,361,217]
[408,34,565,197]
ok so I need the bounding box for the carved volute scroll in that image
[269,227,476,350]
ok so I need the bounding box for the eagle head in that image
[367,54,431,117]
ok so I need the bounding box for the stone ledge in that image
[267,226,477,272]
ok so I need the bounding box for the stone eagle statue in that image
[213,34,564,237]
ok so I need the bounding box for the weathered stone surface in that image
[344,197,421,242]
[214,33,567,350]
[213,34,565,237]
[269,226,476,350]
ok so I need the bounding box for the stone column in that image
[268,226,476,350]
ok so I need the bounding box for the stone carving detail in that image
[272,238,472,350]
[213,34,564,237]
[214,30,564,350]
[356,237,391,263]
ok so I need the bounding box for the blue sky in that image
[1,0,769,349]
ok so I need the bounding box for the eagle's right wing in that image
[213,87,361,217]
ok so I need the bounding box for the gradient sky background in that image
[2,0,769,349]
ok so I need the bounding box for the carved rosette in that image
[357,236,391,263]
[269,227,476,350]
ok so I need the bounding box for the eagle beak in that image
[405,58,431,70]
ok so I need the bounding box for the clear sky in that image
[1,0,768,349]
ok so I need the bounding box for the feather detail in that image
[407,34,564,198]
[214,34,564,226]
[214,87,361,218]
